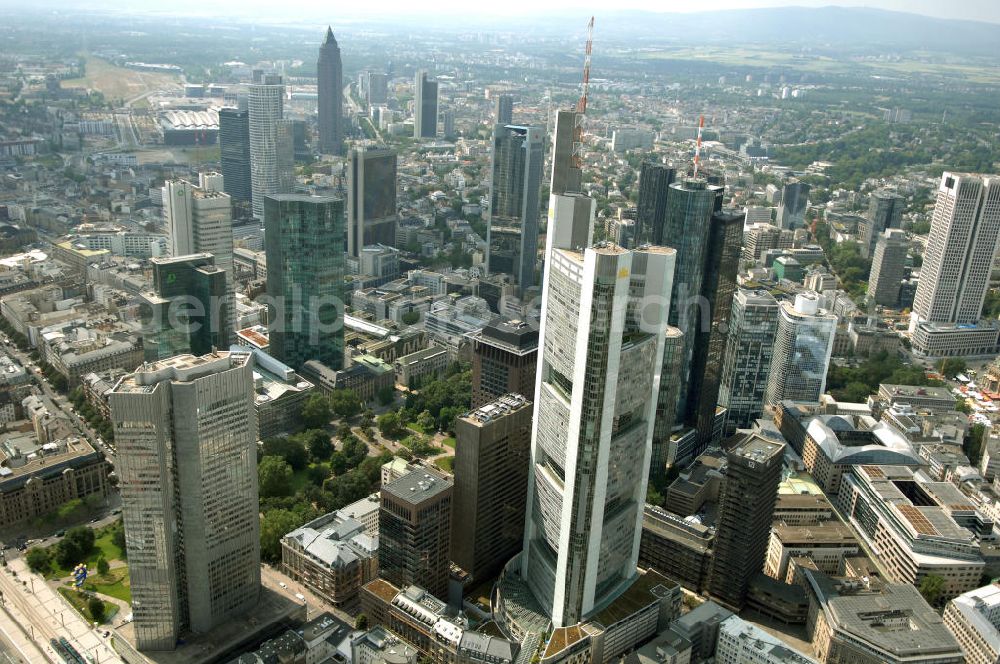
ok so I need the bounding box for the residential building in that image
[378,468,452,599]
[486,124,544,290]
[706,430,785,610]
[469,319,538,409]
[413,71,438,139]
[942,583,1000,664]
[281,511,377,607]
[867,229,908,307]
[317,27,343,154]
[109,352,260,651]
[776,179,810,230]
[862,190,904,259]
[803,569,965,664]
[219,107,251,215]
[635,162,677,247]
[348,148,398,257]
[718,289,780,435]
[263,194,346,370]
[451,393,532,582]
[764,293,837,406]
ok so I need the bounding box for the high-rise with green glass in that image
[141,253,230,362]
[263,194,346,370]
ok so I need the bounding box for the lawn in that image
[441,437,456,449]
[62,55,181,102]
[78,567,131,603]
[45,524,126,580]
[434,456,455,473]
[58,586,118,625]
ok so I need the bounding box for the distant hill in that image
[593,6,1000,56]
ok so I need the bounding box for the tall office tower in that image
[219,107,251,217]
[867,229,908,307]
[775,179,810,230]
[486,124,545,289]
[518,190,676,626]
[718,289,780,435]
[912,172,1000,327]
[764,292,837,406]
[263,194,346,370]
[494,93,514,125]
[248,74,291,219]
[862,189,904,259]
[686,209,743,445]
[549,109,583,196]
[379,468,452,599]
[470,319,538,409]
[706,431,785,610]
[650,325,684,479]
[317,27,343,155]
[366,71,388,105]
[451,393,532,582]
[347,147,398,257]
[413,70,438,139]
[635,162,677,245]
[661,178,723,420]
[162,175,235,341]
[442,109,456,139]
[109,351,260,651]
[141,254,229,361]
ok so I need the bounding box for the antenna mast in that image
[693,114,705,178]
[576,16,595,114]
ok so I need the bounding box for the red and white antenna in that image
[693,114,705,177]
[575,16,595,114]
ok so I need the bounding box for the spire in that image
[324,26,337,46]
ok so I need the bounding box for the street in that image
[260,564,356,627]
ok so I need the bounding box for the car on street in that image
[295,593,305,601]
[279,582,287,589]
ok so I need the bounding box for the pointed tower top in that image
[324,26,337,46]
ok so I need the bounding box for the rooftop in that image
[463,393,530,426]
[382,468,452,504]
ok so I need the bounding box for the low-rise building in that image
[394,346,449,387]
[281,512,378,607]
[942,583,1000,664]
[765,522,859,583]
[240,346,315,439]
[639,505,713,593]
[716,615,816,663]
[352,626,419,664]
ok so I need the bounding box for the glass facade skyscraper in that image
[414,70,438,138]
[718,289,780,435]
[317,27,343,155]
[219,107,251,216]
[765,292,837,406]
[347,147,397,257]
[263,194,346,370]
[635,162,677,246]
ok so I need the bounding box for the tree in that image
[306,430,332,462]
[88,595,106,623]
[110,524,126,558]
[56,527,95,568]
[966,423,987,465]
[377,386,395,407]
[378,412,403,438]
[260,509,307,563]
[330,389,363,419]
[25,547,50,574]
[416,410,436,433]
[918,574,946,606]
[301,393,332,429]
[96,557,109,576]
[258,456,293,498]
[261,437,309,471]
[355,613,369,630]
[329,451,349,476]
[401,311,420,325]
[936,358,967,378]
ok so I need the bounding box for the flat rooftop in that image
[382,468,452,504]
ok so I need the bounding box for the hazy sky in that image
[7,0,1000,23]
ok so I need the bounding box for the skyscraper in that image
[110,351,260,651]
[140,254,230,362]
[366,71,388,105]
[718,289,780,435]
[413,70,438,139]
[706,430,785,610]
[764,292,837,406]
[219,107,251,217]
[862,189,904,259]
[867,229,908,307]
[347,147,398,257]
[248,74,292,219]
[470,319,538,409]
[912,173,1000,327]
[379,468,452,599]
[776,179,810,230]
[686,208,743,444]
[518,194,676,627]
[162,174,235,342]
[650,325,684,478]
[451,393,532,582]
[549,109,583,196]
[486,124,545,289]
[317,27,343,155]
[264,194,346,370]
[635,162,677,245]
[494,93,514,125]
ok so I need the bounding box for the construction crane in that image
[576,16,595,114]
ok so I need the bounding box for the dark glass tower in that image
[635,162,677,245]
[862,189,904,259]
[347,147,398,257]
[414,70,438,139]
[219,107,251,217]
[487,124,545,290]
[718,289,780,435]
[317,27,343,155]
[263,194,346,370]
